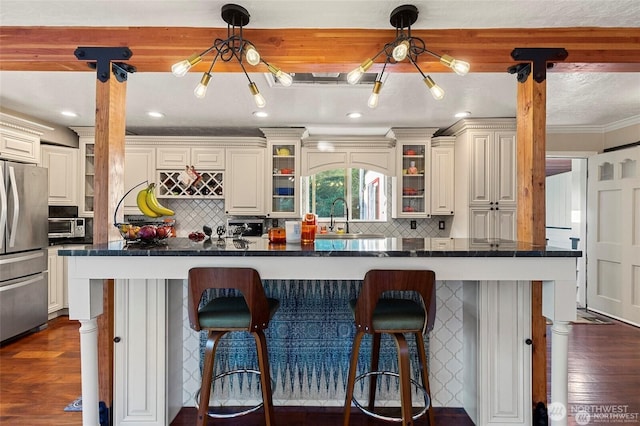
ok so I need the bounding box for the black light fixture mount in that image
[171,3,292,108]
[348,4,470,108]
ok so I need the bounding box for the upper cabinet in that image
[123,146,156,215]
[1,113,52,164]
[224,138,267,216]
[41,144,78,206]
[390,128,438,218]
[75,129,95,217]
[431,136,455,215]
[445,119,517,239]
[262,128,305,219]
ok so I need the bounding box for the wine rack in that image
[156,170,224,198]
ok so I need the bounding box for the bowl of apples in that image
[116,222,174,244]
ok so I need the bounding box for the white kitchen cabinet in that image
[75,130,95,217]
[156,146,225,170]
[124,146,156,215]
[390,128,438,218]
[47,247,64,316]
[262,128,305,218]
[431,136,455,215]
[446,119,517,239]
[0,113,50,164]
[41,144,79,206]
[225,147,265,215]
[464,280,531,425]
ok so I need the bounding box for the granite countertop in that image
[58,237,582,258]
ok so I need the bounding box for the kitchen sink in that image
[315,232,386,240]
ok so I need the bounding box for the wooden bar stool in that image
[343,269,436,426]
[188,267,280,426]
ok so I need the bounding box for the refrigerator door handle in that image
[0,165,6,248]
[7,166,19,248]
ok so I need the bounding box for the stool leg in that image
[367,333,381,412]
[393,333,413,426]
[253,330,275,426]
[415,333,435,426]
[198,331,225,426]
[343,331,364,426]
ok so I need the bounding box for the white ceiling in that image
[1,1,639,135]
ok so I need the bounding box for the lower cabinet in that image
[114,279,182,426]
[464,280,532,426]
[469,206,517,240]
[47,248,64,315]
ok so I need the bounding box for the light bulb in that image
[268,64,293,87]
[248,82,266,108]
[347,58,374,85]
[392,40,410,62]
[193,73,211,98]
[171,54,201,77]
[275,70,293,87]
[367,81,382,109]
[424,76,445,100]
[244,44,261,66]
[440,54,470,76]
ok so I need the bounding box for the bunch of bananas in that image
[136,183,175,217]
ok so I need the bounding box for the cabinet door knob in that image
[496,207,499,210]
[525,338,533,345]
[113,337,121,343]
[489,202,494,205]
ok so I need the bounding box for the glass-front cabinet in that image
[391,128,437,218]
[262,128,305,218]
[78,137,95,217]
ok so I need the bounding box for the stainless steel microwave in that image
[48,217,85,239]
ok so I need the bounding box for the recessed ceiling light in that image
[253,111,268,118]
[147,111,165,118]
[346,112,362,119]
[455,111,471,118]
[61,110,78,117]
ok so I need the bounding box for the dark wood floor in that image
[1,315,639,425]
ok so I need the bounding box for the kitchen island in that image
[60,237,580,426]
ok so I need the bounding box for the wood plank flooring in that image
[1,315,639,425]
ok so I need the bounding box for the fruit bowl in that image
[116,222,174,243]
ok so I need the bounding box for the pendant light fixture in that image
[348,5,470,108]
[171,4,293,108]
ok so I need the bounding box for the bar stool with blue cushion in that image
[343,269,436,426]
[188,267,280,426]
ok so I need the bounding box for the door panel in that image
[587,147,640,325]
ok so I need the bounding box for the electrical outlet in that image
[410,220,417,230]
[439,220,445,230]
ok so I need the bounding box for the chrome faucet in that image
[329,197,349,233]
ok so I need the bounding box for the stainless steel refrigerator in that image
[0,160,48,342]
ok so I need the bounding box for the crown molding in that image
[0,112,53,136]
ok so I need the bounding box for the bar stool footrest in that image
[194,368,266,419]
[352,371,430,423]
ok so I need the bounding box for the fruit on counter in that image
[156,225,172,239]
[136,183,175,218]
[137,225,157,241]
[145,183,175,216]
[188,231,205,242]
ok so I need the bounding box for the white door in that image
[587,147,640,326]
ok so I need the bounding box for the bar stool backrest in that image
[354,269,436,333]
[188,267,271,332]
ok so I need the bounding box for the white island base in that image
[65,252,577,426]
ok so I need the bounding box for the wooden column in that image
[517,75,548,414]
[93,74,127,414]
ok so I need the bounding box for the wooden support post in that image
[517,75,548,415]
[93,68,127,420]
[512,48,567,421]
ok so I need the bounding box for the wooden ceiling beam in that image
[1,26,639,73]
